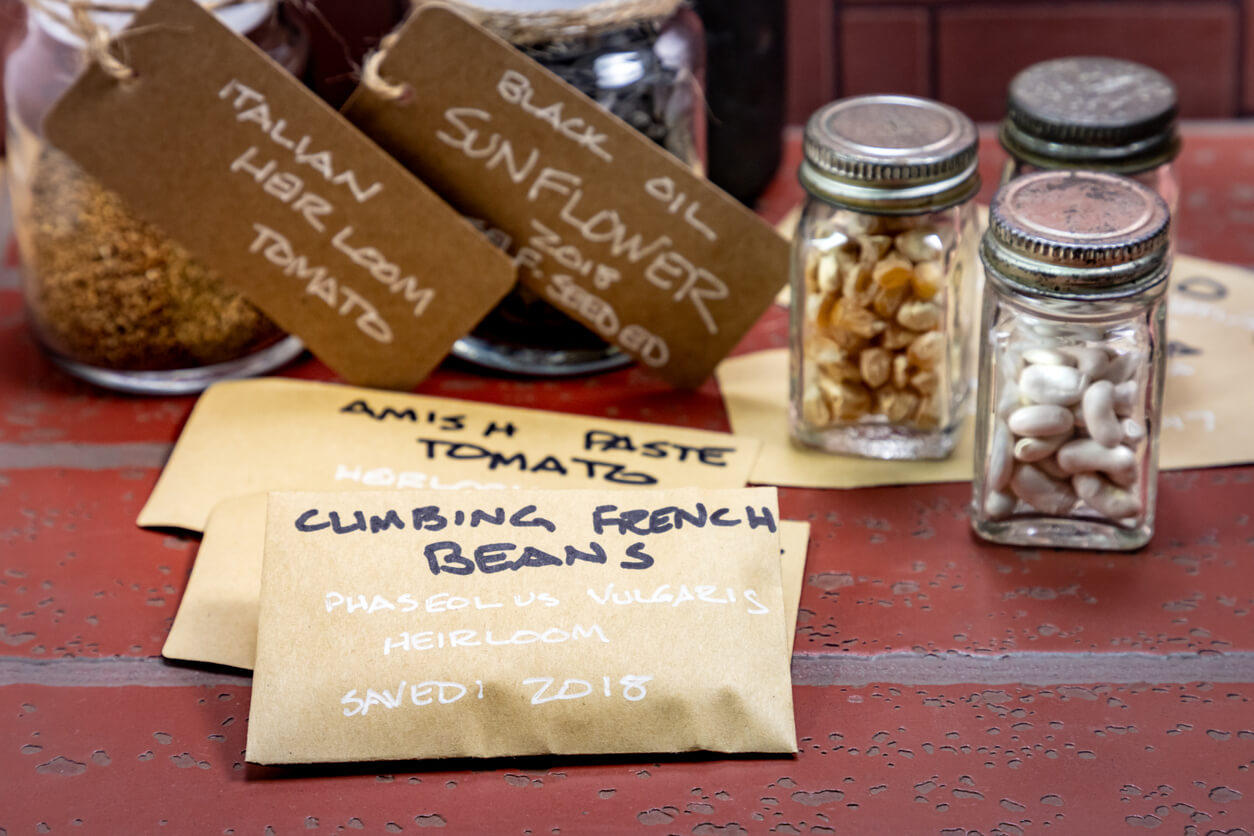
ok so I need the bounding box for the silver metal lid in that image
[982,170,1171,298]
[800,95,980,214]
[1000,57,1180,175]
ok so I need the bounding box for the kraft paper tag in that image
[137,378,762,532]
[246,488,797,763]
[42,0,514,390]
[719,254,1254,489]
[341,5,790,388]
[161,493,809,673]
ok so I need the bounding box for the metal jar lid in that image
[982,170,1171,299]
[800,95,980,214]
[1000,57,1180,175]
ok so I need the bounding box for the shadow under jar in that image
[5,1,307,395]
[973,171,1171,551]
[790,95,980,461]
[422,0,706,377]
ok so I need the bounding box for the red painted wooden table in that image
[3,128,1254,835]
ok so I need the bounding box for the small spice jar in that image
[790,95,980,460]
[424,0,706,376]
[1000,56,1180,219]
[5,2,307,394]
[972,170,1170,551]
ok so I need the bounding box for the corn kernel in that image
[876,386,920,423]
[911,259,945,300]
[907,330,945,370]
[894,227,944,262]
[830,298,886,339]
[871,281,909,319]
[872,252,914,289]
[859,347,892,389]
[896,299,942,331]
[881,322,919,351]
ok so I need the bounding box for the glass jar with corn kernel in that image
[790,95,980,460]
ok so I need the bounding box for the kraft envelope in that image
[162,493,810,673]
[720,254,1254,488]
[246,488,797,763]
[138,378,761,532]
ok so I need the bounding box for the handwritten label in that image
[137,378,762,532]
[245,488,796,764]
[342,6,789,387]
[160,491,809,674]
[43,0,514,390]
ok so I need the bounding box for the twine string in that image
[20,0,277,82]
[359,31,409,102]
[409,0,684,46]
[360,0,688,101]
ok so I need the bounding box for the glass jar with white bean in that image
[790,95,980,460]
[972,170,1170,551]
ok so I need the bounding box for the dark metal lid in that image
[801,94,979,213]
[982,170,1171,298]
[1000,56,1180,174]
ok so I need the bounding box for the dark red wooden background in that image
[5,0,1252,132]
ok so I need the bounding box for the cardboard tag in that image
[42,0,515,390]
[161,493,810,673]
[342,5,790,388]
[137,378,763,532]
[719,253,1254,488]
[246,488,797,763]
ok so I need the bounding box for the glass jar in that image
[790,95,980,460]
[999,57,1180,220]
[5,1,307,394]
[972,171,1170,551]
[425,0,706,377]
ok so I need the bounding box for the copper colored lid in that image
[983,170,1171,297]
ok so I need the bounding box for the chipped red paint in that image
[2,128,1253,834]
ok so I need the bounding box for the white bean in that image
[1122,418,1146,444]
[1099,350,1142,384]
[1010,464,1077,516]
[1058,346,1110,379]
[1014,432,1071,462]
[1113,380,1139,416]
[985,489,1018,520]
[1073,473,1142,520]
[1082,380,1123,447]
[1056,439,1137,478]
[988,421,1014,491]
[997,380,1023,419]
[1019,364,1088,406]
[1008,404,1075,437]
[1035,456,1070,480]
[1023,348,1075,367]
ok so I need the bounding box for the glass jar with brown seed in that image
[5,1,307,393]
